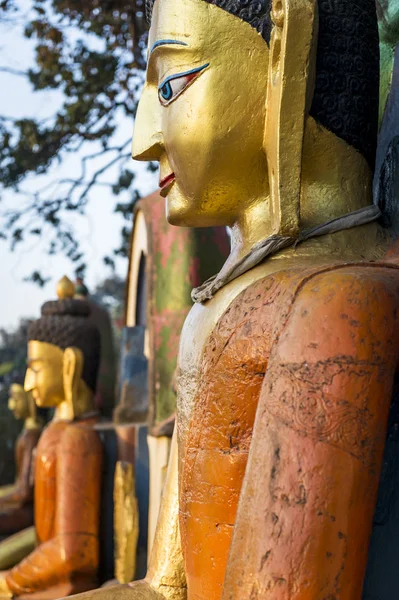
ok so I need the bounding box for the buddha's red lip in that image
[159,173,175,190]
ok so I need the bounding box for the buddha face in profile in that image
[25,341,66,407]
[24,295,100,408]
[133,0,379,229]
[8,384,30,420]
[133,0,270,227]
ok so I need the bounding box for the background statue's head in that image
[133,0,379,231]
[24,277,100,410]
[8,384,34,421]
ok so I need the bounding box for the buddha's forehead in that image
[148,0,259,51]
[28,340,63,361]
[149,0,213,49]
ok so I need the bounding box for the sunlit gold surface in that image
[56,276,75,300]
[0,528,36,571]
[265,0,317,236]
[145,430,185,599]
[114,462,139,584]
[24,341,94,421]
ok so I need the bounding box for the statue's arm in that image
[0,432,37,535]
[5,425,103,596]
[0,431,37,508]
[57,428,187,600]
[223,268,399,599]
[0,485,17,502]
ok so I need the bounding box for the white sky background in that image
[0,2,157,329]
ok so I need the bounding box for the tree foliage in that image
[0,0,152,280]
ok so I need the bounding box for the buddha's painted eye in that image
[158,63,209,106]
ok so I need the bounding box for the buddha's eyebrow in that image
[149,39,188,55]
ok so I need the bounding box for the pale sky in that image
[0,4,157,329]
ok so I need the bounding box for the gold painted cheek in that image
[26,341,65,406]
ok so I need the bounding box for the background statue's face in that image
[133,0,270,227]
[8,384,29,420]
[25,341,65,407]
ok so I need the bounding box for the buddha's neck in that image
[24,416,42,430]
[229,118,374,265]
[54,382,95,422]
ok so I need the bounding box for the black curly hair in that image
[146,0,379,170]
[28,298,100,393]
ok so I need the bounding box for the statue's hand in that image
[127,581,165,599]
[0,575,12,598]
[58,581,168,600]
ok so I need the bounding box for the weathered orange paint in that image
[180,263,399,600]
[5,417,102,597]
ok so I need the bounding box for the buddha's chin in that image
[166,188,225,228]
[33,393,52,408]
[165,188,197,227]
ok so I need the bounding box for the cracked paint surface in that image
[179,263,399,600]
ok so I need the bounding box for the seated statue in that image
[0,277,103,599]
[0,385,43,537]
[54,0,399,599]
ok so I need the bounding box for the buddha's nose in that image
[8,398,15,410]
[132,86,164,161]
[24,368,35,393]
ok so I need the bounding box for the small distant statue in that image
[0,385,43,537]
[0,276,103,599]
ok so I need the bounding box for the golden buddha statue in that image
[0,277,103,599]
[59,0,399,598]
[0,385,43,538]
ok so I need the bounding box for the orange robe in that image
[0,428,41,535]
[180,263,399,600]
[5,418,102,597]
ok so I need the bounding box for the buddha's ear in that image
[264,0,318,237]
[63,347,84,419]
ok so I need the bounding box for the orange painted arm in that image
[6,424,103,596]
[0,430,38,509]
[224,268,399,600]
[0,430,40,535]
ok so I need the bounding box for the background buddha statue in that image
[0,277,103,599]
[0,385,43,538]
[58,0,399,599]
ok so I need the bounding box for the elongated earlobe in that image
[63,347,84,420]
[264,0,318,237]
